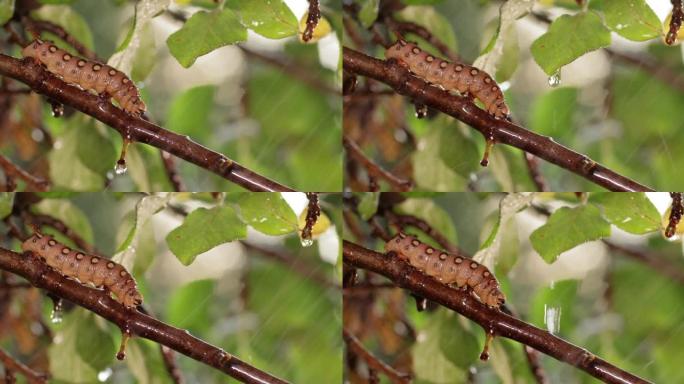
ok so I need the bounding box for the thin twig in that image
[301,0,321,43]
[0,348,48,384]
[239,46,338,95]
[0,155,49,192]
[240,241,333,288]
[343,135,413,191]
[385,211,459,253]
[160,345,184,384]
[385,18,458,61]
[665,192,682,238]
[343,47,652,192]
[301,193,320,241]
[160,150,185,192]
[524,153,548,192]
[343,241,652,384]
[23,212,95,253]
[22,17,99,60]
[343,328,412,384]
[603,240,684,286]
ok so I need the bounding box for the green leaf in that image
[166,85,216,141]
[75,313,117,371]
[227,0,298,39]
[357,192,379,221]
[358,0,379,28]
[411,309,470,382]
[438,125,480,178]
[530,12,611,75]
[601,0,661,41]
[166,205,247,265]
[590,192,661,234]
[167,279,215,333]
[396,6,457,54]
[412,127,467,191]
[76,121,118,176]
[39,0,76,3]
[0,193,14,219]
[0,0,15,25]
[48,310,98,382]
[166,9,247,68]
[529,87,578,141]
[235,193,297,235]
[530,205,611,263]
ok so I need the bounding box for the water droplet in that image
[300,237,314,247]
[548,69,562,87]
[50,298,63,323]
[97,368,113,382]
[114,161,127,175]
[50,308,63,323]
[544,304,562,334]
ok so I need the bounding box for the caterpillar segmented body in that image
[385,232,505,307]
[385,40,510,120]
[21,232,143,309]
[22,39,146,116]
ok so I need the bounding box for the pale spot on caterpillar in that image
[385,40,510,120]
[22,39,146,116]
[385,233,505,307]
[21,233,143,309]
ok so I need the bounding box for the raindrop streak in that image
[50,298,63,324]
[544,304,562,334]
[548,69,562,87]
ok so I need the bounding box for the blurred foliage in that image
[343,192,684,383]
[0,192,341,383]
[345,0,684,191]
[0,0,341,191]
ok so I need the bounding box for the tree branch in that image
[0,247,290,384]
[343,47,653,192]
[343,328,411,384]
[0,348,48,384]
[0,54,294,192]
[343,135,413,191]
[342,241,653,384]
[0,155,49,192]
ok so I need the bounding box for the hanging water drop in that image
[300,237,314,247]
[114,160,127,175]
[548,69,562,87]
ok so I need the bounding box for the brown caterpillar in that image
[22,39,146,116]
[21,232,143,309]
[385,232,505,307]
[385,40,510,120]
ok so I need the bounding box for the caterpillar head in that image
[385,39,414,62]
[122,287,143,309]
[21,232,54,256]
[22,39,51,60]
